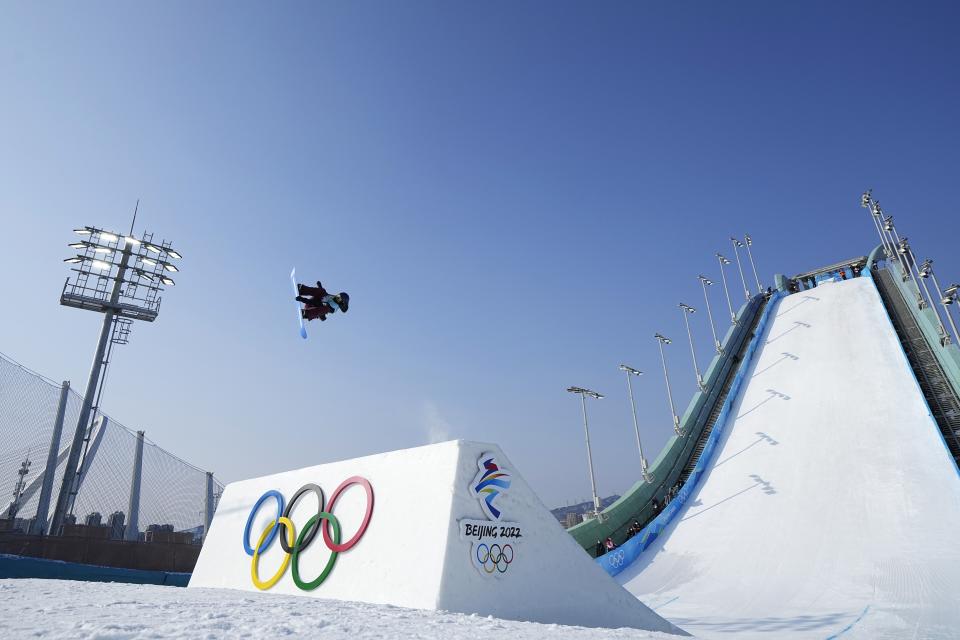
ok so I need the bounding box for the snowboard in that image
[290,267,308,339]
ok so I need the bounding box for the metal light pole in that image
[884,215,911,280]
[862,190,893,258]
[942,284,960,346]
[901,242,940,315]
[716,253,737,324]
[894,235,928,309]
[50,218,181,536]
[654,334,683,436]
[679,304,705,391]
[919,260,952,345]
[698,275,723,354]
[874,202,902,264]
[743,234,762,293]
[619,365,653,483]
[566,386,605,516]
[730,238,751,301]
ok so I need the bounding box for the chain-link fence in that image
[0,350,222,543]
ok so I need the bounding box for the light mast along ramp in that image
[618,276,960,639]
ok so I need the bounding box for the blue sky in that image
[1,2,958,507]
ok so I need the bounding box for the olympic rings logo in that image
[475,542,514,574]
[607,549,625,569]
[241,477,374,591]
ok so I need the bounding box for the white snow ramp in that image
[191,440,684,634]
[620,277,960,639]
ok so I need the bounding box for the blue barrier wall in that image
[0,553,190,586]
[596,290,785,577]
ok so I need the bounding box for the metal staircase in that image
[874,267,960,468]
[678,295,770,484]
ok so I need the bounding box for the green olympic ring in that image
[291,512,341,590]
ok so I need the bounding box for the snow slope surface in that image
[0,579,681,640]
[620,277,960,639]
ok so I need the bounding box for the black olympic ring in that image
[279,483,324,553]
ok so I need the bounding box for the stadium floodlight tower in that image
[49,216,182,536]
[566,386,605,519]
[618,365,653,484]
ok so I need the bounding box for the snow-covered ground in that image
[620,277,960,639]
[0,579,682,639]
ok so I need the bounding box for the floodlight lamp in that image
[679,303,695,313]
[141,257,158,267]
[160,276,175,286]
[99,232,119,243]
[731,237,743,247]
[945,284,960,296]
[124,236,141,246]
[73,228,92,235]
[166,249,182,260]
[93,247,114,254]
[91,260,111,270]
[162,262,178,273]
[943,296,954,306]
[64,256,83,264]
[145,244,162,254]
[655,333,671,344]
[745,234,753,246]
[698,275,713,285]
[68,242,87,249]
[619,364,642,376]
[860,190,872,207]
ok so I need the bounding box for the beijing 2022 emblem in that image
[458,452,524,577]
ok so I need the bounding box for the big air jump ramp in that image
[617,276,960,639]
[190,440,686,634]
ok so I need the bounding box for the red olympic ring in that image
[321,476,375,553]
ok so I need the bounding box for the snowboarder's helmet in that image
[337,292,349,312]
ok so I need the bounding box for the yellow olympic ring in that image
[251,517,295,590]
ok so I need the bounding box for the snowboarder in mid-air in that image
[296,281,350,322]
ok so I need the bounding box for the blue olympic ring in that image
[242,490,285,556]
[476,543,489,566]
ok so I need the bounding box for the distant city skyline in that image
[2,2,959,507]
